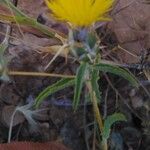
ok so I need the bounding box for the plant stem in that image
[8,71,75,78]
[33,21,66,39]
[92,91,108,150]
[1,0,66,39]
[92,91,103,132]
[87,81,108,150]
[101,139,108,150]
[87,81,103,131]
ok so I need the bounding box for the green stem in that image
[92,90,103,132]
[101,139,108,150]
[87,80,108,150]
[2,0,66,39]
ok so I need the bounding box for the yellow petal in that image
[45,0,114,27]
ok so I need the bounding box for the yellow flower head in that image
[45,0,114,27]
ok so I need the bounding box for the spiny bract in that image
[45,0,114,27]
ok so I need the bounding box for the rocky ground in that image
[0,0,150,150]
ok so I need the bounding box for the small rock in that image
[131,96,144,109]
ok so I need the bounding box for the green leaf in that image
[86,32,97,49]
[90,55,101,102]
[91,70,101,102]
[93,63,139,87]
[35,78,75,108]
[73,62,88,110]
[102,113,126,140]
[0,43,9,81]
[2,0,28,17]
[0,0,55,37]
[0,44,7,55]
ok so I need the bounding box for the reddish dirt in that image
[0,141,70,150]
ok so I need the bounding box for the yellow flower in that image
[45,0,114,27]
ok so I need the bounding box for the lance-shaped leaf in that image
[90,55,101,102]
[35,78,75,108]
[73,62,88,110]
[0,42,9,81]
[102,113,126,140]
[93,63,139,87]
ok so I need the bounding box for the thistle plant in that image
[0,0,139,149]
[35,0,138,150]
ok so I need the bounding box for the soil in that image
[0,0,150,150]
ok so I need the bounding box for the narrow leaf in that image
[91,70,101,101]
[0,43,9,81]
[102,113,126,140]
[73,62,88,110]
[35,78,75,108]
[91,55,101,102]
[0,0,59,38]
[93,63,139,87]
